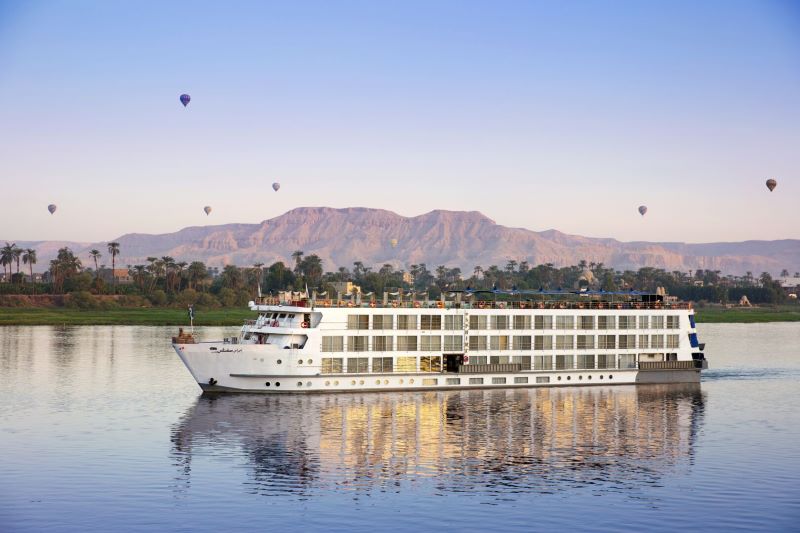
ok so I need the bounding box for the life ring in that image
[463,355,469,363]
[414,301,421,308]
[436,301,444,309]
[301,321,309,328]
[369,301,376,308]
[478,301,485,309]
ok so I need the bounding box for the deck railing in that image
[254,296,691,311]
[638,360,702,370]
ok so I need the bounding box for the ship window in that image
[512,356,531,370]
[422,378,438,386]
[397,336,418,351]
[347,336,368,352]
[443,335,463,351]
[598,335,616,349]
[321,358,343,373]
[534,335,553,350]
[535,376,549,384]
[597,354,615,369]
[650,335,665,349]
[371,357,394,373]
[666,334,680,348]
[396,356,417,372]
[372,335,393,351]
[514,315,532,330]
[515,377,529,384]
[491,315,509,330]
[534,315,553,329]
[666,316,680,329]
[619,335,636,349]
[578,316,595,329]
[469,377,484,385]
[420,336,441,351]
[651,316,665,329]
[492,377,506,384]
[534,355,552,370]
[638,316,650,329]
[444,315,463,330]
[555,354,574,370]
[421,315,442,330]
[469,356,488,365]
[556,316,575,329]
[278,313,286,319]
[372,314,393,330]
[468,335,487,351]
[556,335,574,350]
[576,335,595,349]
[347,315,369,330]
[618,354,636,369]
[346,357,368,373]
[638,334,649,349]
[420,355,442,372]
[513,335,531,350]
[321,336,344,352]
[469,315,488,330]
[598,316,615,329]
[577,354,595,369]
[490,355,510,364]
[397,315,417,330]
[618,315,636,329]
[446,378,461,385]
[490,335,509,350]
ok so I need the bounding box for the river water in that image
[1,324,799,532]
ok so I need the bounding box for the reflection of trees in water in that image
[171,385,705,497]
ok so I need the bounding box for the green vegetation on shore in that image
[1,305,799,326]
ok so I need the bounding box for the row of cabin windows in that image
[346,314,679,330]
[348,315,463,330]
[321,355,443,374]
[322,335,464,352]
[321,353,658,373]
[322,334,680,352]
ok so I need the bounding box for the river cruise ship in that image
[172,289,707,393]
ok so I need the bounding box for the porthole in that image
[306,382,312,387]
[265,382,271,387]
[609,375,613,380]
[307,359,313,364]
[409,379,415,384]
[384,379,389,385]
[600,375,604,380]
[588,375,592,380]
[334,380,339,386]
[325,381,330,386]
[557,376,562,381]
[375,380,381,385]
[277,359,282,365]
[399,379,404,384]
[567,376,571,381]
[297,381,303,387]
[275,382,280,387]
[359,380,364,385]
[351,380,356,385]
[298,359,303,365]
[579,375,583,380]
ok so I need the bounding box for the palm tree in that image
[175,261,188,292]
[0,242,13,281]
[22,249,37,293]
[89,250,102,279]
[292,250,304,275]
[107,242,120,293]
[11,244,22,282]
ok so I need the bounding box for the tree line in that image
[0,243,795,308]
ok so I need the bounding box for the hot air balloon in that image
[766,178,777,192]
[47,204,57,215]
[204,206,212,215]
[638,205,647,216]
[390,238,398,248]
[180,94,191,107]
[272,182,280,192]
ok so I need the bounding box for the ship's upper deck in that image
[254,289,692,311]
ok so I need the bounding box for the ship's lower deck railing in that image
[639,360,704,370]
[254,297,690,311]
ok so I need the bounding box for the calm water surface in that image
[1,324,799,532]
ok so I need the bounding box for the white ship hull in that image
[172,294,706,394]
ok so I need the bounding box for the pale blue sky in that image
[1,0,798,243]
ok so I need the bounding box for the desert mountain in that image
[8,207,800,276]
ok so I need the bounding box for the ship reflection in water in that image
[171,384,705,497]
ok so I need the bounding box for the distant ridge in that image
[7,207,800,275]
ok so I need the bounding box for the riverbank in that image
[0,305,799,326]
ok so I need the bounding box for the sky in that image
[0,0,798,244]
